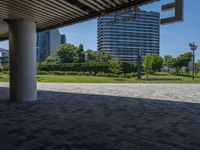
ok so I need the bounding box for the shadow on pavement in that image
[0,87,200,150]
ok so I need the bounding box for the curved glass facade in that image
[98,9,160,63]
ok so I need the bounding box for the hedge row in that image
[38,62,137,74]
[37,71,138,78]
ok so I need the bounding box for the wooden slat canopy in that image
[0,0,158,41]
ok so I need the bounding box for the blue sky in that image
[1,0,200,60]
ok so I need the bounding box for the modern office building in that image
[37,29,66,63]
[97,8,160,63]
[0,48,9,65]
[0,29,67,64]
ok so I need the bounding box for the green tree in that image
[196,59,200,75]
[108,59,122,74]
[143,54,163,77]
[121,62,136,73]
[44,56,60,64]
[163,55,173,73]
[56,44,79,63]
[179,52,193,67]
[96,51,112,63]
[171,52,192,75]
[78,44,85,63]
[151,55,164,72]
[143,55,153,78]
[85,49,96,63]
[171,57,181,75]
[85,50,112,63]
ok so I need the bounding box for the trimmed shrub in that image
[118,74,125,78]
[105,73,119,78]
[77,72,85,76]
[38,62,110,73]
[37,71,49,75]
[124,73,132,78]
[53,71,65,75]
[96,72,105,77]
[96,72,101,77]
[3,71,9,74]
[2,64,9,71]
[66,71,79,75]
[90,72,95,76]
[121,62,137,73]
[38,62,137,75]
[84,72,90,76]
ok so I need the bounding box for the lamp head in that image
[189,42,198,51]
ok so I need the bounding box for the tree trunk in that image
[176,68,179,75]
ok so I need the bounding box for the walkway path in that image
[0,83,200,150]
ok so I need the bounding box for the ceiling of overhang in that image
[0,0,158,40]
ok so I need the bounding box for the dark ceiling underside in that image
[0,0,158,40]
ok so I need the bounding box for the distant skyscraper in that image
[37,29,66,62]
[97,8,160,63]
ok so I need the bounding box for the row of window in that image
[99,46,159,49]
[98,34,159,39]
[98,39,159,44]
[98,32,159,37]
[98,23,159,28]
[98,35,159,40]
[107,51,159,55]
[98,40,159,44]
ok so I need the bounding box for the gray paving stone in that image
[0,83,200,149]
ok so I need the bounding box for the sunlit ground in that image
[0,72,200,83]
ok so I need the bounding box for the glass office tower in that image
[37,31,50,63]
[97,8,160,63]
[37,29,66,63]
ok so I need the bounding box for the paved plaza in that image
[0,83,200,150]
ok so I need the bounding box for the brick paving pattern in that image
[0,83,200,150]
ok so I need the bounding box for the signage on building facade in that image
[107,0,183,25]
[107,6,141,25]
[161,0,183,24]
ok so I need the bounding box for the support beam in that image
[9,20,37,102]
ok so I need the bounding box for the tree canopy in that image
[163,55,173,72]
[56,44,79,63]
[39,43,197,78]
[170,52,192,75]
[143,55,153,78]
[143,54,163,78]
[78,44,85,63]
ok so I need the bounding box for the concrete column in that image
[9,20,37,102]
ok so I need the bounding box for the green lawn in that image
[0,74,9,82]
[0,73,200,83]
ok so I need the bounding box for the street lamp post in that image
[189,42,198,80]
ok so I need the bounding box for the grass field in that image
[1,73,200,83]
